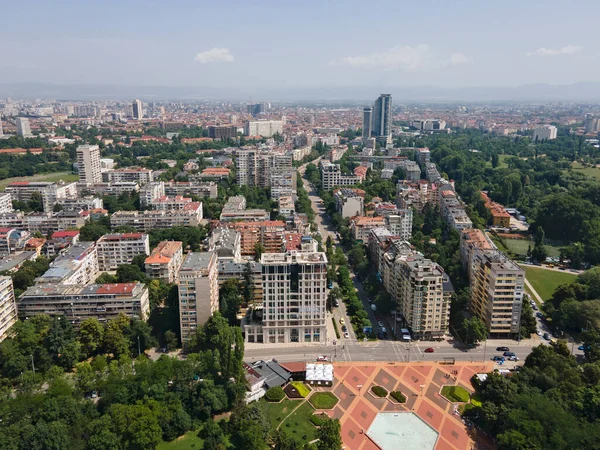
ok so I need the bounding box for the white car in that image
[344,332,350,339]
[316,356,329,362]
[377,321,384,327]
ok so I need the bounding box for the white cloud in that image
[194,48,234,63]
[448,52,472,66]
[526,45,583,57]
[329,45,430,70]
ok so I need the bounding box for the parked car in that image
[339,318,345,325]
[543,333,550,340]
[344,332,350,339]
[492,356,505,363]
[503,351,516,357]
[424,347,435,353]
[496,346,510,352]
[508,356,520,361]
[328,282,333,289]
[341,325,347,332]
[377,321,384,327]
[536,312,543,318]
[578,345,589,351]
[316,356,329,362]
[334,299,340,307]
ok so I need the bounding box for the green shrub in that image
[308,392,339,409]
[291,381,311,398]
[390,391,406,403]
[310,414,328,427]
[441,385,470,403]
[371,386,388,398]
[265,386,285,402]
[332,317,341,339]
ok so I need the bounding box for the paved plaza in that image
[316,361,494,450]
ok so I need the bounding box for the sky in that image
[1,0,599,90]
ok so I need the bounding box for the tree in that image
[108,403,162,450]
[79,318,104,356]
[520,298,537,338]
[116,264,147,283]
[316,417,342,450]
[219,279,243,325]
[491,152,500,168]
[163,330,178,351]
[95,272,118,284]
[128,318,156,355]
[103,314,130,357]
[79,220,110,242]
[460,317,487,345]
[27,191,44,212]
[254,242,265,260]
[228,403,269,450]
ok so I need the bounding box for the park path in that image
[523,277,544,305]
[276,399,306,430]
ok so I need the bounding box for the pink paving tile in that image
[458,367,477,389]
[413,364,434,378]
[386,365,406,378]
[334,365,351,377]
[441,416,471,450]
[345,367,369,389]
[349,399,378,431]
[435,436,458,450]
[402,367,427,392]
[417,398,444,431]
[341,417,368,450]
[360,438,382,450]
[356,365,376,377]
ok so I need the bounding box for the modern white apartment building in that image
[469,249,524,338]
[151,195,193,210]
[334,189,364,218]
[235,149,293,189]
[533,125,557,141]
[110,204,203,231]
[0,276,17,343]
[178,252,219,343]
[244,120,283,137]
[132,99,144,119]
[17,282,150,326]
[84,182,140,197]
[208,227,242,262]
[96,233,150,271]
[163,181,218,199]
[5,181,78,212]
[145,241,183,283]
[0,193,14,213]
[36,241,99,285]
[235,148,258,186]
[247,250,327,344]
[15,117,32,137]
[140,181,166,207]
[102,167,153,185]
[77,144,102,185]
[320,160,361,190]
[384,210,413,240]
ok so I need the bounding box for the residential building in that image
[416,148,431,166]
[140,181,165,207]
[277,196,295,216]
[438,185,473,230]
[44,230,80,257]
[5,181,78,212]
[320,160,361,190]
[480,192,511,227]
[227,220,287,256]
[208,227,242,262]
[362,107,373,139]
[0,277,17,343]
[270,169,295,199]
[0,228,30,256]
[384,210,413,240]
[17,282,150,326]
[15,117,32,137]
[110,205,203,231]
[0,251,37,273]
[208,125,237,139]
[470,250,524,337]
[178,252,219,343]
[56,196,103,212]
[219,260,263,305]
[0,193,14,213]
[102,167,153,185]
[334,188,364,218]
[533,125,557,141]
[83,182,140,197]
[219,208,270,222]
[247,250,327,344]
[372,94,392,145]
[77,144,102,185]
[96,233,150,271]
[244,120,283,137]
[400,161,421,182]
[247,103,270,116]
[291,146,312,161]
[151,195,194,210]
[145,241,183,283]
[36,241,99,285]
[425,163,442,182]
[132,99,143,119]
[350,216,385,241]
[235,148,258,186]
[163,181,218,199]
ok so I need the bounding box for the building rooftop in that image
[261,251,327,265]
[180,251,215,271]
[0,251,37,272]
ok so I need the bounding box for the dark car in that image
[492,356,505,362]
[328,282,333,289]
[496,346,510,352]
[424,347,435,353]
[536,312,543,318]
[341,325,347,332]
[503,351,516,357]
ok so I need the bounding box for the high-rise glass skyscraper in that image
[362,107,373,139]
[132,99,143,120]
[372,94,392,143]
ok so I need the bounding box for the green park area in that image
[503,237,562,258]
[263,398,318,441]
[571,161,600,181]
[0,171,79,190]
[156,429,205,450]
[522,266,577,301]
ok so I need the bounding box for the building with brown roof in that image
[145,241,183,283]
[480,192,511,227]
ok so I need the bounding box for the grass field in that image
[522,266,577,301]
[0,172,79,190]
[571,162,600,180]
[485,154,511,169]
[263,399,299,428]
[280,401,317,441]
[157,429,204,450]
[503,238,562,257]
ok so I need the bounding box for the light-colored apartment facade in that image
[178,252,219,343]
[110,205,203,231]
[77,144,102,185]
[0,276,17,343]
[96,233,150,271]
[145,240,183,283]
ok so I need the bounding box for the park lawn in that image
[157,429,204,450]
[571,162,600,181]
[441,385,470,403]
[522,266,577,301]
[503,238,562,257]
[0,171,79,190]
[485,154,510,169]
[280,400,318,441]
[308,392,338,409]
[263,398,300,429]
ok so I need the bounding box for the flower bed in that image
[371,385,388,398]
[390,391,406,403]
[285,382,311,399]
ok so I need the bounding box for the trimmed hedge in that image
[441,385,470,403]
[309,392,339,409]
[390,391,406,403]
[291,382,311,398]
[265,386,285,402]
[371,386,388,398]
[332,317,341,339]
[310,413,328,427]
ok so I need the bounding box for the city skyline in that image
[1,0,598,96]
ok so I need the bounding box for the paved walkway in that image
[325,361,494,450]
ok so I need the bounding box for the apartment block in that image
[77,144,102,185]
[0,276,17,343]
[208,125,237,139]
[140,181,165,207]
[350,216,385,241]
[17,282,150,326]
[6,181,78,212]
[480,192,511,227]
[334,188,364,218]
[425,163,442,182]
[36,241,99,285]
[416,147,431,166]
[83,182,140,197]
[178,252,219,343]
[102,167,153,185]
[96,233,150,271]
[533,125,557,141]
[151,195,194,210]
[110,204,203,231]
[270,169,295,199]
[384,210,413,240]
[220,208,270,222]
[145,240,183,283]
[56,196,103,212]
[0,228,30,256]
[0,193,14,213]
[163,181,218,199]
[246,250,327,344]
[320,160,361,190]
[438,185,473,230]
[218,260,263,306]
[277,196,295,216]
[470,250,524,337]
[226,220,286,256]
[397,180,432,212]
[208,227,241,262]
[460,229,495,279]
[244,120,283,137]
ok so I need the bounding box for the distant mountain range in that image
[2,82,600,103]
